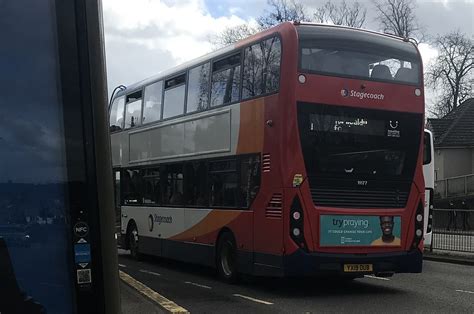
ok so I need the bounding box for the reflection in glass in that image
[187,63,210,113]
[163,85,185,119]
[125,99,142,129]
[0,0,74,313]
[143,81,163,124]
[109,96,125,131]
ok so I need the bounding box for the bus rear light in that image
[292,211,301,220]
[412,201,424,248]
[415,88,421,96]
[290,196,308,251]
[292,228,301,237]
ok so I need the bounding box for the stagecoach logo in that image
[341,89,385,100]
[340,89,349,97]
[148,214,173,232]
[148,214,154,232]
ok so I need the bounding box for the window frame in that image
[162,72,187,121]
[241,34,283,103]
[124,89,144,130]
[142,80,164,126]
[109,95,126,134]
[210,52,242,108]
[186,61,211,114]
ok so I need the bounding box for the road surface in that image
[118,250,474,313]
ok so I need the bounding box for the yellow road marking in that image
[119,270,189,314]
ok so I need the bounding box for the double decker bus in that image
[109,22,425,281]
[423,130,435,247]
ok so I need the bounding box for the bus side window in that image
[242,36,281,100]
[208,159,239,207]
[124,90,143,129]
[423,131,432,165]
[211,53,241,107]
[187,63,210,113]
[143,81,163,124]
[163,74,186,119]
[109,96,125,132]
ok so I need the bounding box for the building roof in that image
[427,98,474,147]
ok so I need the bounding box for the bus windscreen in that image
[298,103,422,180]
[298,26,421,85]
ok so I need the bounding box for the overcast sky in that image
[103,0,474,107]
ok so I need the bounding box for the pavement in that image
[118,249,474,314]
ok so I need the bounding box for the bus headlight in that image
[416,214,423,222]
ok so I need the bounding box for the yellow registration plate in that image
[343,264,373,272]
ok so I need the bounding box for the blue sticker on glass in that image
[74,244,91,263]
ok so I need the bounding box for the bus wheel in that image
[216,232,238,283]
[128,222,141,260]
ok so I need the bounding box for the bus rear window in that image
[298,26,421,85]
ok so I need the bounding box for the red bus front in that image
[260,23,425,277]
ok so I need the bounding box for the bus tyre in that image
[128,222,142,260]
[216,232,238,283]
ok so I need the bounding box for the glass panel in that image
[298,25,421,84]
[160,165,184,206]
[187,63,210,113]
[242,43,264,99]
[163,85,185,119]
[209,160,239,207]
[109,96,125,131]
[263,37,281,93]
[298,103,422,180]
[423,131,432,165]
[143,81,163,124]
[242,37,281,99]
[211,66,241,107]
[183,162,208,206]
[240,155,261,207]
[142,168,160,205]
[122,169,143,205]
[0,1,75,312]
[124,99,142,129]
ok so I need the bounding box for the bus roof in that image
[114,22,418,98]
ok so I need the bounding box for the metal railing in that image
[431,208,474,253]
[434,174,474,199]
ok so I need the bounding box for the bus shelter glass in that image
[0,1,75,313]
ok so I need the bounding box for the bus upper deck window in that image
[125,90,143,129]
[109,96,125,132]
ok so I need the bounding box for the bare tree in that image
[258,0,309,29]
[373,0,423,39]
[210,24,260,48]
[427,31,474,117]
[314,0,367,28]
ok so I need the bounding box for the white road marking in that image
[456,289,474,294]
[364,275,390,281]
[118,264,126,268]
[139,269,161,276]
[233,294,273,305]
[119,270,189,314]
[184,281,212,289]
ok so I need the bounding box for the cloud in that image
[103,0,252,94]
